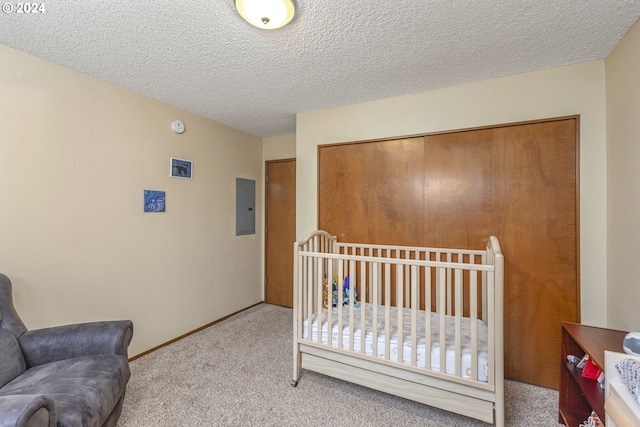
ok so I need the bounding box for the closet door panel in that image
[493,119,578,389]
[366,137,425,247]
[423,129,494,249]
[318,143,369,243]
[319,138,425,246]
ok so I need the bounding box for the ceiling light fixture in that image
[234,0,296,30]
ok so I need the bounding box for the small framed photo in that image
[170,158,193,179]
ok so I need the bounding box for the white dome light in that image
[234,0,296,30]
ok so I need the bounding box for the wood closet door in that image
[318,143,370,243]
[423,129,494,249]
[265,160,296,307]
[367,138,425,246]
[493,119,578,389]
[319,138,425,246]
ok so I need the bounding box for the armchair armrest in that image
[18,320,133,368]
[0,395,55,427]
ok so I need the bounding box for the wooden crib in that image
[292,230,505,426]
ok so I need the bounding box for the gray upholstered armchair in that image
[0,273,133,427]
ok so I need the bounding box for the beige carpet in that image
[118,303,564,426]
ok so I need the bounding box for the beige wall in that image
[263,134,296,161]
[605,20,640,332]
[0,45,264,356]
[297,61,607,327]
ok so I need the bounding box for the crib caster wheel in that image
[291,380,299,387]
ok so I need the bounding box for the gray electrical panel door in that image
[236,178,255,235]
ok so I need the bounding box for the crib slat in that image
[405,253,411,307]
[455,268,462,377]
[306,256,314,343]
[438,267,446,374]
[372,262,378,357]
[425,261,432,372]
[376,250,381,301]
[326,257,333,346]
[360,259,366,354]
[470,269,478,381]
[349,259,356,351]
[396,250,404,364]
[446,252,452,315]
[411,265,418,366]
[434,251,441,315]
[385,260,391,361]
[487,263,495,386]
[338,258,344,349]
[482,253,488,324]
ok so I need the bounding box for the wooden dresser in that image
[559,322,628,426]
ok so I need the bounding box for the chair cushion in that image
[0,329,26,388]
[0,355,130,427]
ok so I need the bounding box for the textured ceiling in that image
[1,1,640,138]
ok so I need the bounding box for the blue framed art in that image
[144,190,166,212]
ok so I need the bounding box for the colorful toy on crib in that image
[342,276,360,308]
[322,275,339,309]
[322,275,360,309]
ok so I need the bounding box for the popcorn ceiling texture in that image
[1,1,639,137]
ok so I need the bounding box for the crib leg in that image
[494,390,504,427]
[292,342,301,387]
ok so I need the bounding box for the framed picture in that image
[144,190,166,212]
[170,158,193,179]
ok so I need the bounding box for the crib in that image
[292,230,505,426]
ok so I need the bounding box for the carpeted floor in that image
[118,304,564,426]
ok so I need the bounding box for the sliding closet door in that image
[493,119,578,388]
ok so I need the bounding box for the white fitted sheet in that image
[303,303,489,382]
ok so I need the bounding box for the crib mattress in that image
[302,303,489,382]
